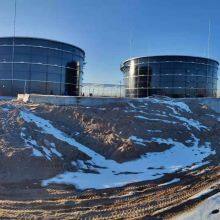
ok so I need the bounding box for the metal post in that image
[24,80,27,94]
[207,19,211,58]
[119,80,122,98]
[11,0,17,95]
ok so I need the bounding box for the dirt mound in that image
[29,98,220,162]
[0,97,219,188]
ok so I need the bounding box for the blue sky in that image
[0,0,220,87]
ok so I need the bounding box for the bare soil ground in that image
[0,166,219,219]
[0,97,219,219]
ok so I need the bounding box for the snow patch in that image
[170,114,209,131]
[32,148,43,157]
[176,193,220,220]
[20,130,62,160]
[20,109,215,190]
[128,102,136,108]
[135,115,177,124]
[149,98,192,113]
[20,132,44,158]
[159,178,180,186]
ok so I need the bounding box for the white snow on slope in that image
[135,113,207,131]
[128,102,136,108]
[20,109,215,190]
[135,114,207,132]
[149,98,192,113]
[135,115,177,124]
[129,136,146,146]
[158,178,180,186]
[170,114,208,131]
[129,135,207,151]
[20,131,44,158]
[175,193,220,220]
[50,143,63,158]
[32,148,43,157]
[131,99,208,131]
[20,130,62,160]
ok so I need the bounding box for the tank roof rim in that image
[121,55,219,66]
[0,36,85,55]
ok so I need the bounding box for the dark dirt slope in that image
[0,102,89,183]
[0,97,219,185]
[31,98,220,162]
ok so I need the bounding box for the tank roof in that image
[121,55,219,66]
[0,36,85,55]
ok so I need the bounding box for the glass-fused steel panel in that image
[121,56,219,98]
[0,37,85,96]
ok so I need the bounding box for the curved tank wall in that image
[121,55,219,98]
[0,37,85,96]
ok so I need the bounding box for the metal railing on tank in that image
[81,83,125,98]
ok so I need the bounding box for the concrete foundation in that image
[17,94,220,113]
[17,94,129,106]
